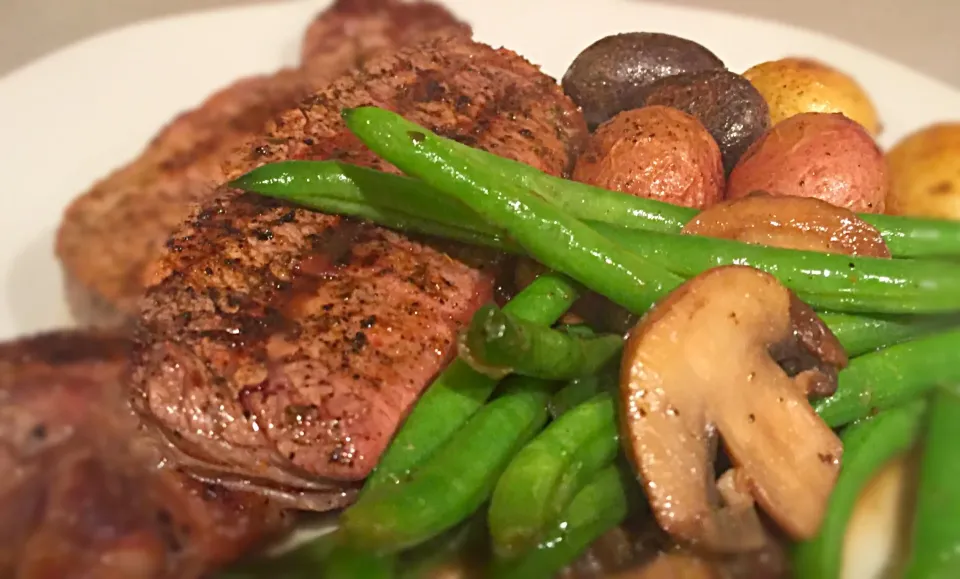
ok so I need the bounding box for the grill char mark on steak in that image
[55,0,471,328]
[0,331,289,579]
[131,35,587,508]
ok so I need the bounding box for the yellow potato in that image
[742,57,880,135]
[886,123,960,219]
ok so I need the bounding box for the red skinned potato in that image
[573,106,725,209]
[727,113,887,213]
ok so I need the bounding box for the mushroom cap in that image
[681,193,891,258]
[619,265,843,548]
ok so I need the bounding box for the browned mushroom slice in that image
[610,553,720,579]
[619,265,846,551]
[681,193,891,257]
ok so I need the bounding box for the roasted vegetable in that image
[635,69,770,173]
[887,122,960,220]
[727,113,888,213]
[742,57,880,135]
[561,32,724,129]
[572,106,725,209]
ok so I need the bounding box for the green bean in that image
[861,213,960,259]
[343,106,685,315]
[232,160,496,234]
[341,377,554,553]
[324,543,395,579]
[365,272,579,493]
[820,312,957,357]
[489,392,619,558]
[904,388,960,579]
[492,464,632,579]
[793,400,926,579]
[397,515,487,579]
[548,375,612,419]
[232,159,960,258]
[589,223,960,315]
[460,304,623,380]
[815,328,960,427]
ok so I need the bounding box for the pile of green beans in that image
[225,106,960,578]
[235,159,960,316]
[234,157,960,260]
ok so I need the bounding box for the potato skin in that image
[572,106,725,209]
[727,113,887,213]
[636,69,770,175]
[562,32,725,130]
[886,123,960,219]
[742,57,880,135]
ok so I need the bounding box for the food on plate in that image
[300,0,470,72]
[886,123,960,219]
[234,157,960,260]
[366,273,581,495]
[488,390,618,557]
[22,7,960,577]
[619,266,846,546]
[633,69,770,173]
[56,67,326,328]
[561,32,725,129]
[682,193,891,256]
[129,35,587,509]
[571,106,725,209]
[727,112,888,213]
[793,401,925,579]
[346,107,960,315]
[902,389,960,579]
[55,0,469,329]
[340,376,554,552]
[742,57,880,135]
[0,331,288,579]
[458,304,624,380]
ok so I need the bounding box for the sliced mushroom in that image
[681,193,891,257]
[611,553,719,579]
[619,265,846,551]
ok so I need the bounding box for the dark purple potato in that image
[562,32,725,130]
[636,69,771,174]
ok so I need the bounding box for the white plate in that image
[1,0,955,576]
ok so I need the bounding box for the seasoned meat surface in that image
[301,0,471,72]
[55,0,470,328]
[131,35,587,508]
[0,331,288,579]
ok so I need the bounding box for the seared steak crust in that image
[131,36,586,506]
[56,69,325,329]
[0,331,288,579]
[55,0,470,328]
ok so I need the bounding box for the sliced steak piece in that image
[301,0,471,73]
[131,35,587,509]
[55,0,471,329]
[0,331,290,579]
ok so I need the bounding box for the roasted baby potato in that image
[636,69,770,174]
[562,32,725,129]
[727,113,887,213]
[886,123,960,219]
[743,57,880,135]
[572,106,724,209]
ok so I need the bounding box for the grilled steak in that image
[301,0,470,73]
[131,35,587,508]
[0,331,289,579]
[55,0,470,329]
